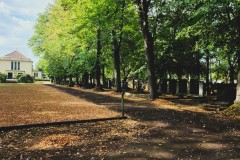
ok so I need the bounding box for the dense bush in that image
[0,72,7,83]
[18,74,34,83]
[16,74,22,82]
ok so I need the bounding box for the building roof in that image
[0,51,32,62]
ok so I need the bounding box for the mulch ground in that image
[1,83,240,159]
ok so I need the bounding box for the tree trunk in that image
[230,65,234,84]
[112,30,122,92]
[132,77,135,90]
[63,75,67,85]
[68,74,73,87]
[96,29,101,87]
[136,0,158,99]
[235,69,240,104]
[76,76,79,86]
[235,11,240,104]
[83,71,89,88]
[196,54,201,80]
[102,65,106,87]
[235,51,240,104]
[206,50,210,95]
[227,53,234,84]
[111,1,125,92]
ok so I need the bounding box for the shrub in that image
[18,74,34,83]
[16,74,22,82]
[34,78,50,81]
[0,72,7,83]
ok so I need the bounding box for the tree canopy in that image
[29,0,240,101]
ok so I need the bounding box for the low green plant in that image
[0,72,7,83]
[18,74,34,83]
[34,78,50,81]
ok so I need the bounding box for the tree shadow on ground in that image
[40,84,240,159]
[46,84,240,131]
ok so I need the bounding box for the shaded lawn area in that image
[1,84,240,159]
[0,83,120,127]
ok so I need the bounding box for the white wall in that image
[33,71,43,79]
[0,60,10,73]
[0,60,33,78]
[20,61,33,75]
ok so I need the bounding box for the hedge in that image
[18,74,34,83]
[0,72,7,83]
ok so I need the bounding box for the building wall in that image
[0,60,33,78]
[33,71,43,79]
[0,60,10,73]
[20,61,33,75]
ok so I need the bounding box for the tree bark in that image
[75,76,79,85]
[235,11,240,104]
[136,0,158,99]
[96,29,101,87]
[225,49,235,84]
[206,50,210,95]
[112,0,125,92]
[235,66,240,104]
[83,71,89,88]
[229,65,234,84]
[235,51,240,104]
[102,65,106,87]
[112,30,122,92]
[68,74,73,87]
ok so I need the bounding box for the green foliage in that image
[16,74,22,82]
[18,74,34,83]
[29,0,142,82]
[28,0,240,97]
[34,78,50,81]
[0,73,7,83]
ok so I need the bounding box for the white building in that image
[0,51,42,79]
[33,70,43,79]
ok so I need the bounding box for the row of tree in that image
[29,0,240,101]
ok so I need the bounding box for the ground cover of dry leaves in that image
[0,84,120,127]
[1,83,240,159]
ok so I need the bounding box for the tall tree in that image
[111,0,125,92]
[234,9,240,103]
[136,0,158,99]
[96,29,102,88]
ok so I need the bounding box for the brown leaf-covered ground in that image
[1,83,240,159]
[0,84,120,127]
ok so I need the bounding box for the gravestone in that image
[178,79,187,94]
[169,79,177,95]
[190,79,199,95]
[199,81,204,97]
[161,79,168,93]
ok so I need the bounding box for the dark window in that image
[34,73,38,77]
[11,62,13,70]
[14,62,17,70]
[18,62,20,70]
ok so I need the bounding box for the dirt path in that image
[1,84,240,159]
